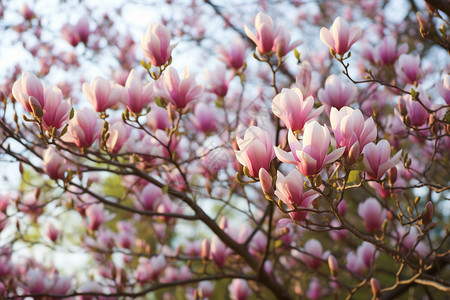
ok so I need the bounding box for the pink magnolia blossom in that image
[12,71,45,112]
[320,17,362,55]
[85,203,112,231]
[394,225,430,257]
[306,277,322,300]
[374,36,408,65]
[357,198,387,233]
[106,121,128,154]
[295,61,312,96]
[244,12,276,54]
[25,269,52,294]
[42,86,71,131]
[217,37,247,70]
[64,108,103,148]
[125,69,154,114]
[395,54,422,84]
[298,239,328,269]
[275,169,318,222]
[249,230,267,256]
[146,103,171,131]
[346,242,378,275]
[274,122,345,176]
[362,139,401,180]
[436,74,450,105]
[155,66,204,109]
[329,219,348,241]
[272,88,324,132]
[44,222,61,242]
[76,16,90,44]
[141,22,177,66]
[191,102,217,133]
[228,279,252,300]
[259,168,273,196]
[235,126,275,177]
[61,23,81,47]
[318,75,357,111]
[82,77,122,112]
[210,235,229,267]
[42,146,67,180]
[272,24,302,57]
[205,64,230,97]
[138,183,164,211]
[330,106,377,160]
[50,275,72,296]
[198,281,214,299]
[398,87,431,127]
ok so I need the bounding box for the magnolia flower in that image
[275,169,318,222]
[64,108,103,148]
[436,73,450,105]
[82,76,121,112]
[141,22,177,66]
[154,66,203,109]
[330,106,377,161]
[42,146,67,180]
[320,17,362,55]
[274,122,345,176]
[362,139,401,180]
[106,121,128,154]
[244,12,276,54]
[318,75,357,111]
[42,86,71,131]
[298,239,328,269]
[272,24,302,57]
[125,69,154,114]
[395,54,422,84]
[374,36,408,65]
[12,71,45,112]
[398,87,431,127]
[235,126,275,177]
[357,198,387,233]
[229,279,252,300]
[272,88,324,132]
[217,36,247,70]
[295,61,312,96]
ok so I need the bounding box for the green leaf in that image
[347,170,361,186]
[162,184,169,194]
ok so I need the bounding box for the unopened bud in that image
[28,96,43,119]
[388,167,397,186]
[328,255,338,277]
[422,201,434,225]
[219,216,228,230]
[398,96,408,117]
[201,238,210,261]
[416,12,431,38]
[167,104,177,125]
[346,142,360,166]
[370,278,381,298]
[259,168,274,200]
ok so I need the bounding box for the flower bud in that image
[259,168,274,199]
[398,96,407,117]
[201,238,210,261]
[370,278,381,299]
[328,255,338,277]
[388,167,397,186]
[422,201,433,225]
[28,96,43,119]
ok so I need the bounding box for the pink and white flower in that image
[141,22,177,67]
[362,139,401,180]
[320,17,362,55]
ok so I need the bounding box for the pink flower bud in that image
[370,278,381,299]
[61,24,81,46]
[42,147,67,180]
[146,103,171,131]
[235,126,275,177]
[76,16,90,44]
[299,239,326,269]
[217,37,247,70]
[362,139,401,180]
[191,102,217,133]
[12,72,45,112]
[436,74,450,105]
[141,22,177,66]
[320,17,362,55]
[44,222,61,242]
[395,54,422,84]
[64,108,103,148]
[125,69,154,114]
[82,77,120,112]
[272,25,302,57]
[85,203,111,231]
[274,123,345,176]
[275,169,318,222]
[328,255,338,277]
[272,88,324,132]
[106,121,129,154]
[330,106,377,158]
[357,198,387,233]
[198,281,214,299]
[399,87,431,127]
[295,62,312,96]
[244,12,276,54]
[201,238,210,261]
[306,277,322,300]
[155,66,203,109]
[205,64,230,97]
[318,75,357,112]
[139,183,163,211]
[375,36,408,65]
[210,235,228,267]
[228,279,252,300]
[259,168,273,197]
[42,86,71,131]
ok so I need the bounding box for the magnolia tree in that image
[0,0,449,299]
